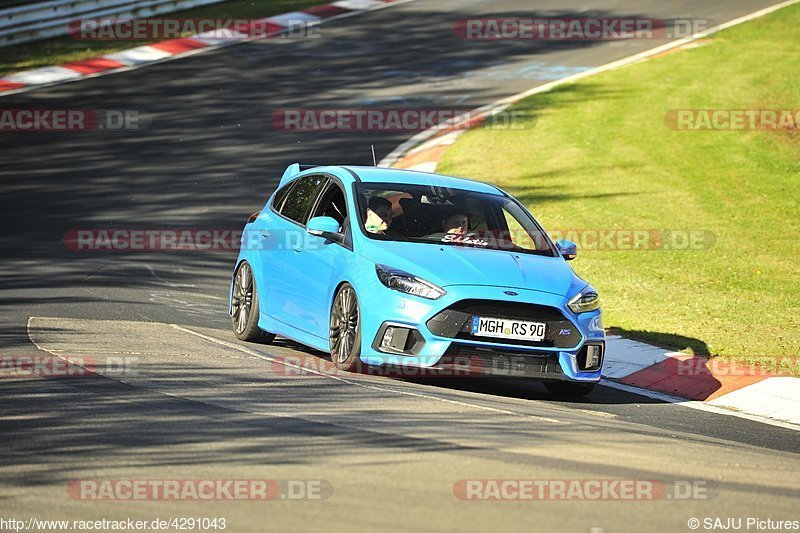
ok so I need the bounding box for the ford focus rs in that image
[229,164,605,396]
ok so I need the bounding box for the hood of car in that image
[360,240,581,297]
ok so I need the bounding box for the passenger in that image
[364,196,393,235]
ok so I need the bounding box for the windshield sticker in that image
[442,234,489,247]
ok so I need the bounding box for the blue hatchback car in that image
[230,164,605,396]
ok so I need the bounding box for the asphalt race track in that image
[1,0,799,531]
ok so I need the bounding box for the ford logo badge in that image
[503,291,519,296]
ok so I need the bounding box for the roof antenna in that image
[370,144,377,166]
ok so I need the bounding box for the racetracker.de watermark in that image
[268,353,548,378]
[0,109,146,131]
[1,518,228,533]
[0,355,139,378]
[67,18,319,40]
[665,109,800,130]
[271,108,528,131]
[64,229,244,251]
[675,356,800,377]
[548,229,715,251]
[453,479,712,501]
[68,479,333,500]
[453,18,711,40]
[63,228,716,252]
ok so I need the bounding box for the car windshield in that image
[356,182,557,256]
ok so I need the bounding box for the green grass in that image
[438,6,800,369]
[0,0,327,75]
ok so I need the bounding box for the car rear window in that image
[278,175,326,224]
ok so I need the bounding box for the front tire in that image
[231,261,276,343]
[544,381,596,397]
[329,283,361,372]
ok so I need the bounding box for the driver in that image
[442,211,469,235]
[364,196,393,235]
[425,208,470,239]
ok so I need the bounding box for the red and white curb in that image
[605,336,800,428]
[0,0,412,97]
[379,0,800,429]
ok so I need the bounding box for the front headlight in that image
[375,264,445,300]
[568,287,601,313]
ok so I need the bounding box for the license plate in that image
[470,316,546,342]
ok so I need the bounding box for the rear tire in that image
[329,283,361,372]
[231,261,276,343]
[544,381,596,397]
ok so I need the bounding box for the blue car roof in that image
[279,164,506,195]
[341,166,504,195]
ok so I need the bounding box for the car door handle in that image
[260,230,271,238]
[292,243,303,253]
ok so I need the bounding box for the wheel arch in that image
[329,279,356,313]
[230,256,267,317]
[229,257,248,316]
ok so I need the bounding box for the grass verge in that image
[438,6,800,370]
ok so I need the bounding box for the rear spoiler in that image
[278,163,320,188]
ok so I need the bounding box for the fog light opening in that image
[373,323,424,356]
[577,343,604,371]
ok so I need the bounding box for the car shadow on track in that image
[264,337,667,406]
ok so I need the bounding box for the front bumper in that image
[357,283,605,382]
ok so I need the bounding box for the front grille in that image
[426,299,581,349]
[435,344,563,378]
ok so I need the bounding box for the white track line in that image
[170,323,564,424]
[379,0,800,167]
[603,381,800,432]
[26,316,569,465]
[27,316,800,431]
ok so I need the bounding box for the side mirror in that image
[556,239,577,261]
[307,216,343,242]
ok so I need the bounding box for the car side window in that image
[271,181,295,212]
[311,182,348,228]
[278,175,326,225]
